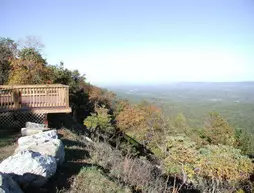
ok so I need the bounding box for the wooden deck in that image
[0,84,71,114]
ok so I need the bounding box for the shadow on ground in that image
[36,130,91,193]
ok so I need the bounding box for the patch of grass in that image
[0,132,19,161]
[0,143,16,162]
[58,128,80,141]
[0,133,19,148]
[70,166,131,193]
[89,141,169,193]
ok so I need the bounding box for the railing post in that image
[66,86,69,108]
[13,89,21,109]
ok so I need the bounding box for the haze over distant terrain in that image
[2,0,254,85]
[107,82,254,130]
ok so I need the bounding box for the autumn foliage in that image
[1,36,253,192]
[8,48,51,84]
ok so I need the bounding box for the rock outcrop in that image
[18,129,58,145]
[21,122,49,136]
[25,122,47,129]
[0,150,57,187]
[15,138,65,165]
[21,128,44,136]
[0,122,65,191]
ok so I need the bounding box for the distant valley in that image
[106,82,254,131]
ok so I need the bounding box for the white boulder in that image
[21,128,44,136]
[15,139,65,165]
[22,122,50,136]
[25,122,46,129]
[18,130,58,145]
[0,150,57,187]
[0,172,23,193]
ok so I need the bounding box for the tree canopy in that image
[0,37,17,84]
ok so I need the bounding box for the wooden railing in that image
[0,84,70,111]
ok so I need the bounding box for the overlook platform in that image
[0,84,71,114]
[0,84,71,129]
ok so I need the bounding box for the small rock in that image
[0,172,23,193]
[83,136,94,143]
[0,150,57,187]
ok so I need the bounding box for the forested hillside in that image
[1,37,253,192]
[108,83,254,139]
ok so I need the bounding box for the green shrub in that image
[162,135,253,184]
[235,129,254,157]
[84,104,114,132]
[163,135,199,180]
[204,112,236,146]
[197,145,253,182]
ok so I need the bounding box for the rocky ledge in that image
[0,122,65,193]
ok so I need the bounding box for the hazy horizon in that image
[99,81,254,88]
[2,0,254,85]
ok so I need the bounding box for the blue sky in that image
[1,0,254,85]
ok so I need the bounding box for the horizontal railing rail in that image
[0,84,69,110]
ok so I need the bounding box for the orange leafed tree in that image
[8,48,52,85]
[116,102,162,130]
